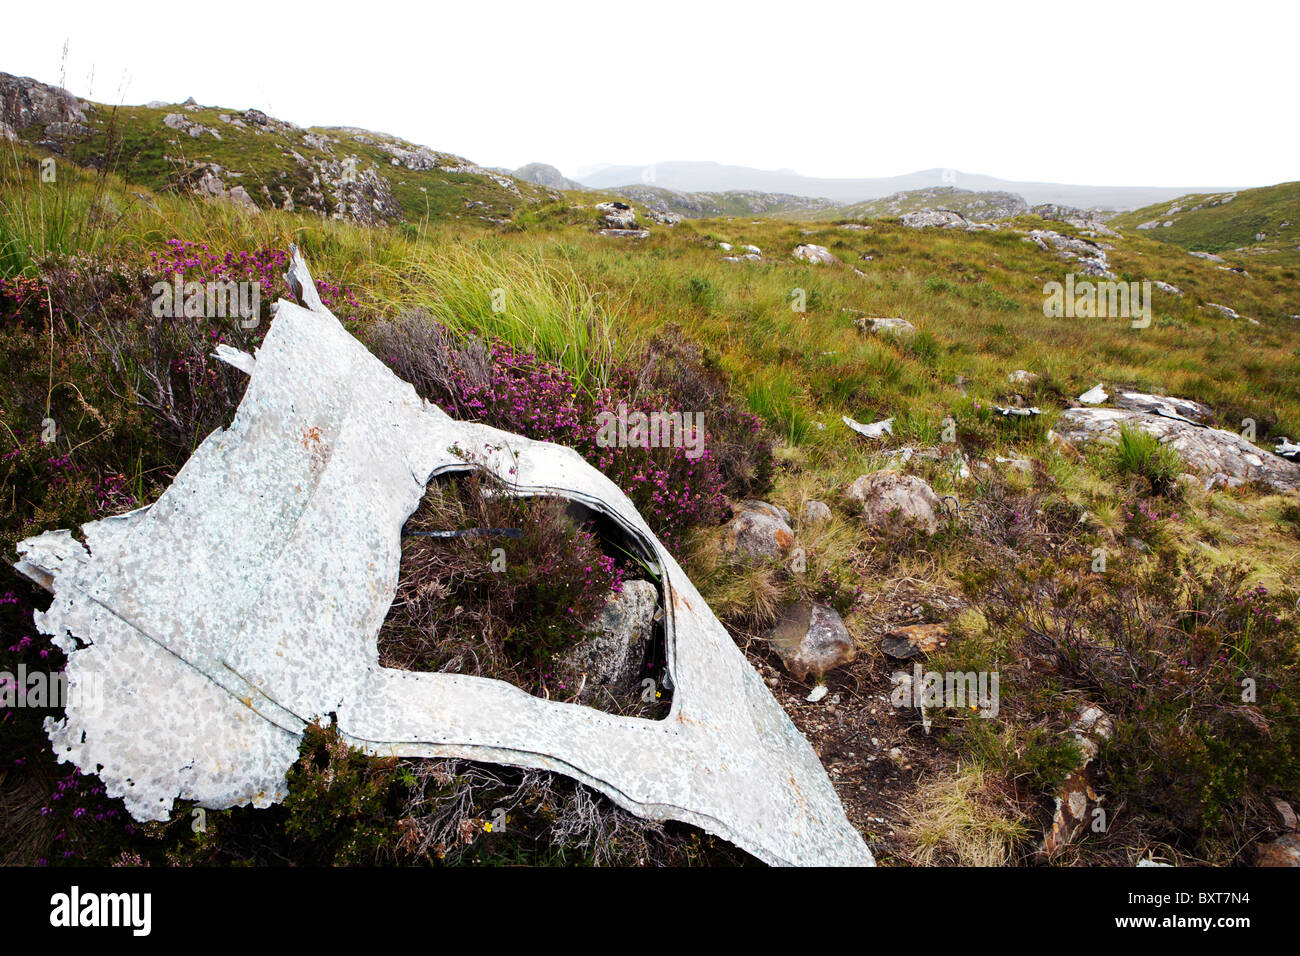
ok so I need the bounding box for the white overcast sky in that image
[2,0,1293,188]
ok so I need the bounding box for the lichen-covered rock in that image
[0,72,87,134]
[802,500,832,525]
[721,500,795,560]
[881,622,950,659]
[1258,833,1300,867]
[562,579,658,702]
[766,603,856,680]
[846,472,942,534]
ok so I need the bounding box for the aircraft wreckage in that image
[15,250,872,867]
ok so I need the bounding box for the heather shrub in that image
[367,313,770,552]
[979,553,1300,861]
[377,467,632,695]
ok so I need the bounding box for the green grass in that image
[1112,422,1182,492]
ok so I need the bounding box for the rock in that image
[1040,704,1114,858]
[1024,229,1115,278]
[802,500,832,525]
[1055,407,1300,492]
[995,455,1033,475]
[881,623,950,659]
[766,603,856,680]
[596,201,637,230]
[1258,832,1300,867]
[856,316,916,339]
[0,72,88,135]
[227,186,258,211]
[1031,203,1118,236]
[145,100,169,109]
[1206,302,1257,324]
[805,684,829,703]
[899,209,971,229]
[721,500,795,561]
[717,242,732,251]
[162,112,190,131]
[846,472,941,534]
[742,244,761,254]
[1189,250,1225,262]
[1153,280,1182,295]
[1008,370,1038,387]
[842,415,894,440]
[561,580,658,702]
[1078,384,1108,405]
[599,228,649,239]
[1113,391,1211,423]
[793,244,837,265]
[1272,797,1298,831]
[243,108,269,126]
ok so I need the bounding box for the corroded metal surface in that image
[15,250,873,867]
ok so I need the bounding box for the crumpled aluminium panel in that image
[15,251,872,867]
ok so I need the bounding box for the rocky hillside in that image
[603,184,840,221]
[821,186,1029,222]
[1110,181,1300,263]
[0,71,558,224]
[507,162,588,192]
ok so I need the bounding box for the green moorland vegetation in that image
[1111,180,1300,265]
[2,139,1300,867]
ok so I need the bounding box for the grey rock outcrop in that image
[1024,229,1115,278]
[1055,407,1300,491]
[0,72,88,135]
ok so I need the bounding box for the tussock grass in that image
[902,765,1029,866]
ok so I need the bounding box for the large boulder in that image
[721,500,795,561]
[846,472,942,534]
[1055,407,1300,491]
[766,603,856,680]
[562,579,658,703]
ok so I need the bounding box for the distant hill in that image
[819,186,1028,222]
[1109,182,1300,256]
[510,162,588,192]
[578,161,1229,211]
[601,184,839,220]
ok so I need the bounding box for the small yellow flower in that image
[483,822,493,832]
